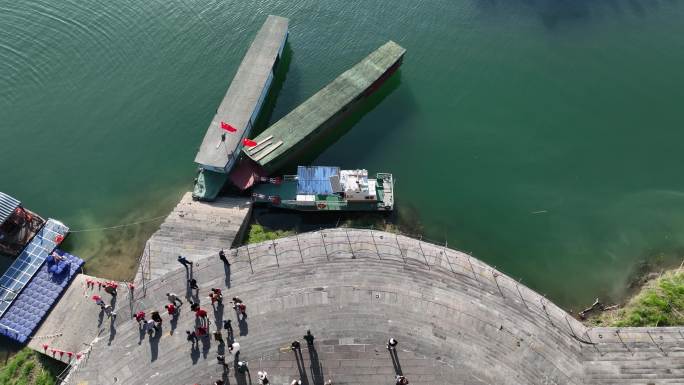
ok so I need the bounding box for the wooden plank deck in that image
[194,15,288,172]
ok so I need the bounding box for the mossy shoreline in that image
[589,268,684,327]
[0,348,63,385]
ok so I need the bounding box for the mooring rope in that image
[68,215,168,233]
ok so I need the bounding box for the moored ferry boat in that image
[252,166,394,211]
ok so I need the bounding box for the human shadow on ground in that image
[224,263,231,288]
[234,368,251,385]
[389,348,403,376]
[238,316,248,336]
[190,341,200,364]
[307,344,325,385]
[170,311,179,335]
[97,309,104,327]
[214,302,224,327]
[201,335,211,359]
[149,326,162,362]
[138,323,146,345]
[294,348,310,385]
[108,318,117,345]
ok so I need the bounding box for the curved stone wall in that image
[69,229,684,385]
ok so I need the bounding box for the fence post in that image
[515,281,529,310]
[615,329,632,355]
[370,229,381,260]
[245,245,254,274]
[564,315,579,340]
[466,256,479,282]
[647,330,667,356]
[584,330,602,356]
[295,231,304,263]
[491,270,505,298]
[418,236,430,269]
[272,240,279,267]
[394,233,407,264]
[320,231,329,261]
[540,297,554,326]
[344,228,356,259]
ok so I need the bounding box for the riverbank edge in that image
[585,265,684,327]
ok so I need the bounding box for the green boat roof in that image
[244,41,406,171]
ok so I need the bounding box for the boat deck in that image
[243,41,406,173]
[194,15,288,172]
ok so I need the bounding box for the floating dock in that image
[193,15,289,200]
[231,41,406,189]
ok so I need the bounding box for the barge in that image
[230,40,406,189]
[193,15,289,201]
[251,166,394,211]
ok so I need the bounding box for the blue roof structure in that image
[0,192,20,225]
[0,219,69,318]
[0,249,83,343]
[296,166,340,195]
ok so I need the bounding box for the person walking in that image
[219,249,228,264]
[178,255,192,268]
[229,341,240,358]
[304,330,315,346]
[223,319,233,334]
[166,292,183,307]
[188,278,199,290]
[211,288,223,304]
[213,329,224,344]
[290,380,302,385]
[387,337,398,350]
[165,303,177,315]
[291,340,301,351]
[133,311,146,326]
[236,302,247,318]
[92,295,106,310]
[231,297,242,308]
[190,301,199,312]
[395,375,409,385]
[257,371,269,385]
[236,360,248,374]
[217,354,227,369]
[186,330,198,346]
[145,319,156,336]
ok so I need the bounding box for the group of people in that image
[132,251,408,385]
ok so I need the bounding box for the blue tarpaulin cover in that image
[296,166,340,195]
[0,250,83,343]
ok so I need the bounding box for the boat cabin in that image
[0,192,45,257]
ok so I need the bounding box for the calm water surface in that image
[1,0,684,308]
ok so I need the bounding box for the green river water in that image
[1,0,684,309]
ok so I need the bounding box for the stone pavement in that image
[135,192,251,284]
[66,229,684,385]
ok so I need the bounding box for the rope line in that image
[68,215,168,233]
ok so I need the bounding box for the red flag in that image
[220,121,237,132]
[243,138,257,147]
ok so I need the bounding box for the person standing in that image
[133,311,146,326]
[178,255,192,268]
[166,292,183,306]
[219,249,228,264]
[257,371,269,385]
[165,303,177,315]
[186,330,198,346]
[188,278,199,290]
[236,360,248,374]
[304,330,315,346]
